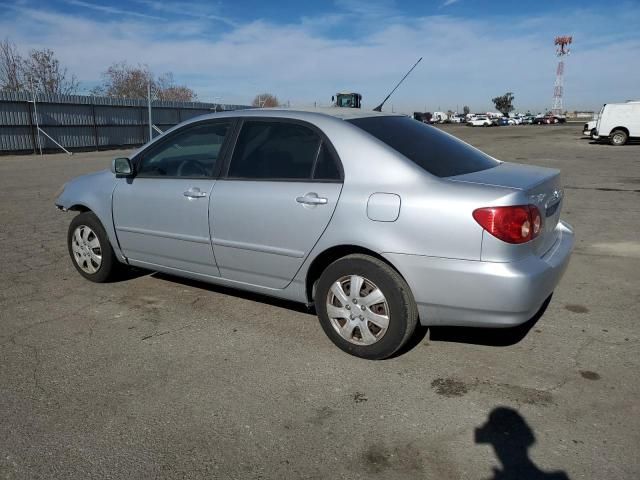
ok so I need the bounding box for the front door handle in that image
[296,193,328,205]
[184,187,207,198]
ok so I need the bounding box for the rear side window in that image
[347,116,499,178]
[313,143,341,180]
[228,121,321,179]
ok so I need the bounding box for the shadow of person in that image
[475,407,570,480]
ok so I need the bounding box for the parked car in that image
[431,111,448,123]
[593,101,640,146]
[497,117,516,126]
[543,115,567,124]
[467,116,493,127]
[55,109,574,359]
[583,120,597,138]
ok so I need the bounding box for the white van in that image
[595,101,640,146]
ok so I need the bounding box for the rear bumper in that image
[384,221,575,328]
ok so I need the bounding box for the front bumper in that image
[384,221,575,328]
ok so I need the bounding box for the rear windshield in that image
[347,116,499,178]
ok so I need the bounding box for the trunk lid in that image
[449,162,564,257]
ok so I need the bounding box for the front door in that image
[210,119,343,288]
[113,120,232,277]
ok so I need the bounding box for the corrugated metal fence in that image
[0,92,251,154]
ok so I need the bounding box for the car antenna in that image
[373,57,423,112]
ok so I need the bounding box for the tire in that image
[610,129,628,146]
[67,211,120,282]
[315,254,418,360]
[590,128,596,139]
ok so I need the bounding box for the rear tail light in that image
[473,205,542,244]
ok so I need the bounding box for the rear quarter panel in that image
[290,118,521,295]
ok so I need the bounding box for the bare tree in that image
[22,48,78,95]
[91,62,152,99]
[92,63,197,101]
[463,105,470,115]
[0,38,24,92]
[252,93,279,108]
[155,72,197,102]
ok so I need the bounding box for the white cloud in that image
[63,0,165,21]
[442,0,460,6]
[1,2,638,112]
[132,0,238,27]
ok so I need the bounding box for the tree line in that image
[0,37,197,101]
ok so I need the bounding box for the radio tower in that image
[552,35,572,116]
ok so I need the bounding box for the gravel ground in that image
[1,123,639,479]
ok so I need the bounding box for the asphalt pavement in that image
[1,123,639,479]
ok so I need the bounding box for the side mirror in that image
[111,157,133,177]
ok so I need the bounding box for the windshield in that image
[337,95,354,107]
[347,116,500,178]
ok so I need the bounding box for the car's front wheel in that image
[315,254,418,359]
[610,129,628,146]
[67,212,120,282]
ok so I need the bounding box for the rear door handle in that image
[184,187,207,198]
[296,193,328,205]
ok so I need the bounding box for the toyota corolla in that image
[55,108,574,359]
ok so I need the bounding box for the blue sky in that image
[2,0,639,113]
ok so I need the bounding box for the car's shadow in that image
[144,270,549,357]
[427,295,551,347]
[150,272,313,315]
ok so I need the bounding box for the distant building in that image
[566,111,595,119]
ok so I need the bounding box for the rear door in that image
[210,119,343,288]
[113,120,233,276]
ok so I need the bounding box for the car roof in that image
[193,107,401,123]
[130,107,404,159]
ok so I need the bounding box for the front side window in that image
[137,122,231,178]
[348,116,500,178]
[228,121,322,180]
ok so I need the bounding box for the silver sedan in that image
[55,108,574,359]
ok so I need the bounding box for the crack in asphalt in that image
[141,324,194,342]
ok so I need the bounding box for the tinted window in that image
[138,122,230,177]
[228,121,321,179]
[313,143,341,181]
[347,116,499,178]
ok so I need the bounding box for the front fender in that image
[55,170,126,262]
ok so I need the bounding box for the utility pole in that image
[147,81,152,141]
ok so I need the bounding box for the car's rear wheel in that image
[315,254,418,360]
[610,129,628,146]
[68,212,120,282]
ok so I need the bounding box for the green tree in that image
[492,92,515,116]
[463,105,470,115]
